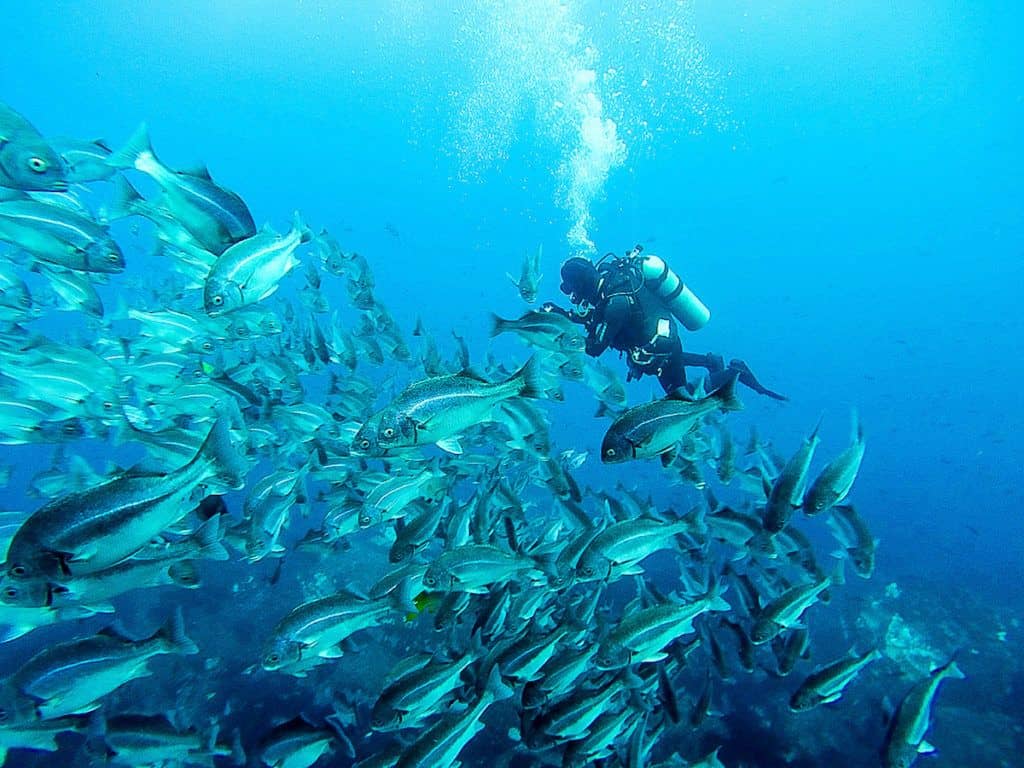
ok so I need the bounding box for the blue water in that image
[2,1,1022,766]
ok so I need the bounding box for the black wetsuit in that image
[583,274,688,392]
[549,258,787,399]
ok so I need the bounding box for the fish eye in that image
[382,428,394,438]
[28,156,48,172]
[422,574,436,586]
[201,341,214,352]
[359,438,371,450]
[3,586,18,599]
[105,252,121,264]
[267,653,280,664]
[103,400,114,411]
[211,295,224,306]
[10,565,26,577]
[605,448,615,458]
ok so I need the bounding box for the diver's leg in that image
[655,338,686,394]
[726,358,789,401]
[681,352,725,372]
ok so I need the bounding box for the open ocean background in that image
[1,1,1022,766]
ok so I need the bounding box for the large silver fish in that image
[789,647,881,711]
[0,608,197,722]
[751,562,843,644]
[490,309,586,355]
[1,415,244,585]
[595,587,731,669]
[507,244,543,303]
[883,658,965,768]
[0,103,66,191]
[0,199,125,273]
[763,418,822,533]
[601,374,742,464]
[260,590,394,675]
[203,212,312,315]
[803,411,866,515]
[353,356,543,456]
[109,123,255,254]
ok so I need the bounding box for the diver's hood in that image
[559,257,599,304]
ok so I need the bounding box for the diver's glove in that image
[541,301,571,318]
[585,335,605,357]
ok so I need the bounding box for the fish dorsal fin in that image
[660,446,678,467]
[98,623,133,642]
[274,714,315,731]
[123,459,171,478]
[457,366,488,382]
[92,139,112,152]
[180,164,213,180]
[665,387,696,402]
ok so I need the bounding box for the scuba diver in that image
[544,245,787,400]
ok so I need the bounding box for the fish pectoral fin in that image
[83,602,116,614]
[917,740,935,754]
[318,646,345,659]
[48,550,80,576]
[435,437,464,455]
[638,652,669,663]
[821,692,843,703]
[660,446,678,467]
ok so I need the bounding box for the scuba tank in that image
[630,245,711,331]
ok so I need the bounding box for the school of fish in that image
[0,103,961,768]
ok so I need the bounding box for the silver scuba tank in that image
[638,251,711,331]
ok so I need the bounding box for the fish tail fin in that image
[385,575,420,615]
[156,606,199,655]
[229,729,247,766]
[850,408,864,445]
[512,354,545,400]
[197,410,248,491]
[829,555,846,587]
[489,313,508,338]
[704,574,732,613]
[714,371,743,412]
[108,123,155,171]
[193,515,230,561]
[81,711,109,759]
[482,663,515,702]
[292,210,313,244]
[105,175,144,220]
[940,654,966,680]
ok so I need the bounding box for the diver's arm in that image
[540,302,588,326]
[680,352,725,371]
[586,296,630,356]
